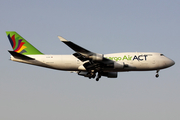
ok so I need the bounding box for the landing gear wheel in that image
[155,70,159,78]
[155,74,159,78]
[96,78,99,81]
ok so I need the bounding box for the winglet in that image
[58,36,68,42]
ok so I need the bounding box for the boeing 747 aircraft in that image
[7,31,175,81]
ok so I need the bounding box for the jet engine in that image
[114,62,124,69]
[89,54,103,61]
[78,71,90,77]
[78,71,117,78]
[102,72,118,78]
[105,62,124,69]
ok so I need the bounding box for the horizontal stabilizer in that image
[8,51,35,60]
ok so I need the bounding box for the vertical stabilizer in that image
[6,31,43,55]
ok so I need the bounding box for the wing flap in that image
[73,53,88,62]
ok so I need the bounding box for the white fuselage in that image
[10,52,175,72]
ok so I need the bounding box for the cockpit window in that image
[160,54,164,56]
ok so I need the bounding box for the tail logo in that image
[8,34,27,54]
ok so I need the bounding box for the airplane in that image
[7,31,175,81]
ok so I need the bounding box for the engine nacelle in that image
[114,62,124,69]
[89,54,103,61]
[102,72,118,78]
[78,71,91,77]
[78,71,118,79]
[105,62,124,69]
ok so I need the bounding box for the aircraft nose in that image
[171,60,175,66]
[165,58,175,67]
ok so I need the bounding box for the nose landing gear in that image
[96,72,101,81]
[155,70,159,78]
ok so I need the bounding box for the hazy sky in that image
[0,0,180,120]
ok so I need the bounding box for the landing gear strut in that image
[96,72,101,81]
[155,70,159,78]
[88,70,96,79]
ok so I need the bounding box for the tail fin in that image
[6,31,43,55]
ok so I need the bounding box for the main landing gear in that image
[87,71,101,81]
[155,70,159,78]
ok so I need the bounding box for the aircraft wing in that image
[58,36,92,55]
[58,36,111,62]
[58,36,115,71]
[58,36,98,59]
